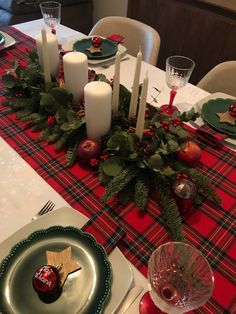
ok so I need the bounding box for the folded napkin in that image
[196,124,228,146]
[107,34,125,44]
[81,210,125,254]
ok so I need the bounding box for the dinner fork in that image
[32,200,55,220]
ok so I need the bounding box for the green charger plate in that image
[201,98,236,139]
[0,226,111,314]
[0,33,6,45]
[73,38,118,60]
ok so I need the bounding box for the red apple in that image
[177,141,202,166]
[77,139,101,167]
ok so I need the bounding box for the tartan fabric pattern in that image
[196,124,228,147]
[82,210,125,254]
[0,27,235,314]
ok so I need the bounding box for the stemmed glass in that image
[160,56,195,115]
[40,1,61,35]
[139,242,214,314]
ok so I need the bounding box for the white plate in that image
[0,206,133,314]
[192,92,236,148]
[62,37,127,66]
[0,31,16,51]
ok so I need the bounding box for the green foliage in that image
[1,49,221,241]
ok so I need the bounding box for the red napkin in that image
[81,210,125,254]
[107,34,125,44]
[196,124,228,146]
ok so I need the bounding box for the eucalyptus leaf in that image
[2,74,18,88]
[148,153,163,169]
[102,156,124,177]
[167,139,179,152]
[40,93,58,113]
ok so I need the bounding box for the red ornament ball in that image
[177,141,202,166]
[32,265,61,295]
[173,178,197,213]
[229,102,236,117]
[77,139,102,167]
[91,36,102,48]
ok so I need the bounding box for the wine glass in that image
[139,242,214,314]
[40,1,61,35]
[160,56,195,115]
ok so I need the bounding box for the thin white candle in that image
[63,52,88,103]
[36,31,59,78]
[84,81,112,140]
[39,27,51,83]
[135,73,149,140]
[129,50,142,118]
[112,51,121,113]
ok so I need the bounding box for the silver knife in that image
[117,286,143,313]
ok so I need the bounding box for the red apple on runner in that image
[77,139,102,167]
[178,141,202,166]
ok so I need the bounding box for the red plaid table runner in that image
[0,27,235,314]
[82,210,125,254]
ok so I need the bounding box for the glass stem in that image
[168,90,177,107]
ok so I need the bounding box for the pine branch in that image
[154,175,185,241]
[134,176,150,210]
[66,143,78,167]
[102,165,138,202]
[186,168,221,205]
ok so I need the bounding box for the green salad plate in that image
[201,98,236,139]
[73,38,118,60]
[0,226,111,314]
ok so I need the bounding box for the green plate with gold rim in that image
[73,38,118,60]
[202,98,236,139]
[0,226,111,314]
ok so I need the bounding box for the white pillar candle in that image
[63,52,88,104]
[135,73,149,140]
[36,29,59,79]
[84,81,112,140]
[129,50,142,118]
[112,51,121,114]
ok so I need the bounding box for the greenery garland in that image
[1,49,221,240]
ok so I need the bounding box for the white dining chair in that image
[89,16,161,66]
[197,61,236,97]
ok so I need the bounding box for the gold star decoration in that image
[86,45,102,54]
[216,111,236,125]
[46,246,81,286]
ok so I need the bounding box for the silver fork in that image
[32,200,55,220]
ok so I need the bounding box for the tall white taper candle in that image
[135,72,149,140]
[128,50,142,118]
[84,81,112,140]
[40,27,51,83]
[36,31,59,77]
[112,51,121,113]
[63,52,88,103]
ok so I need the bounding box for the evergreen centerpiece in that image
[1,49,221,240]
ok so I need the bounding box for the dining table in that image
[0,19,235,314]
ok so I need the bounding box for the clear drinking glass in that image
[160,56,195,115]
[40,1,61,34]
[139,242,214,314]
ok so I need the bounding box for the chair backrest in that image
[89,16,161,66]
[197,61,236,97]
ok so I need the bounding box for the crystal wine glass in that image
[40,1,61,35]
[160,56,195,115]
[139,242,214,314]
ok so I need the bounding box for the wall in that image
[93,0,128,24]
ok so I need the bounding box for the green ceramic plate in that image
[0,226,111,314]
[201,98,236,138]
[73,38,118,60]
[0,33,6,45]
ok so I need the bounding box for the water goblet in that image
[160,56,195,115]
[139,242,214,314]
[40,1,61,34]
